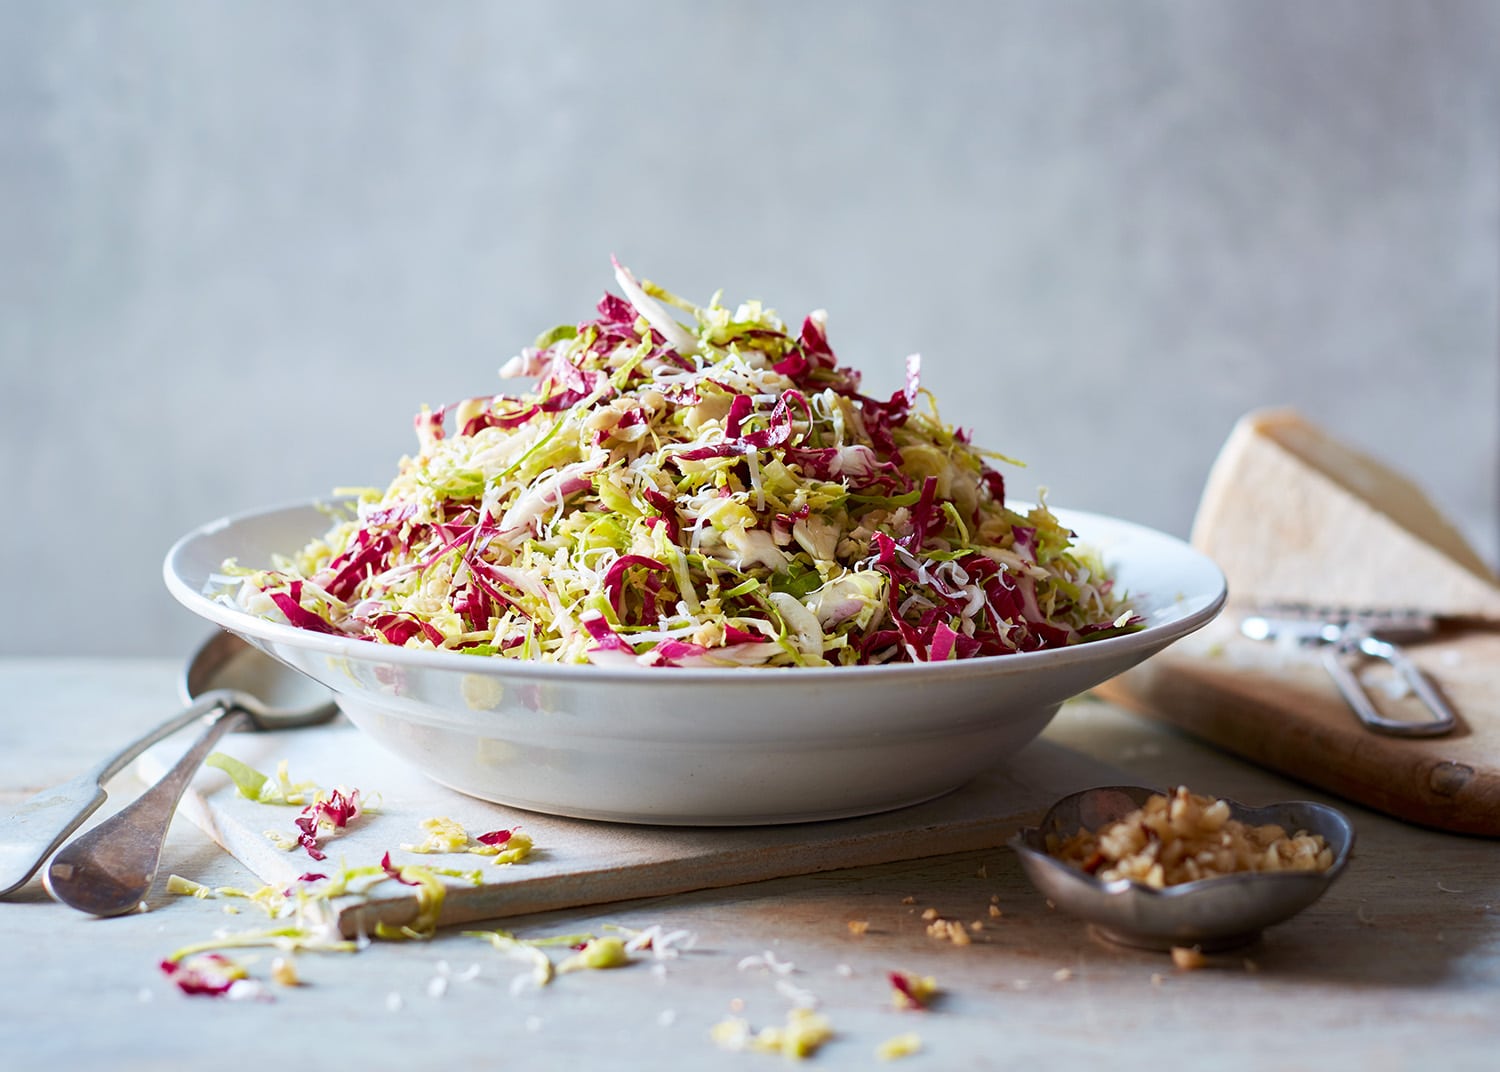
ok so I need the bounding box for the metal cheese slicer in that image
[1240,606,1457,737]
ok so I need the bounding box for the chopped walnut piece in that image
[1171,946,1206,971]
[1048,786,1334,888]
[924,918,971,946]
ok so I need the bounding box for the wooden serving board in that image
[140,723,1127,936]
[1095,612,1500,836]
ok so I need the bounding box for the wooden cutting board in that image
[140,723,1127,936]
[1095,612,1500,836]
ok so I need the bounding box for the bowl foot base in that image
[1088,924,1262,954]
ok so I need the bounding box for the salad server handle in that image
[44,702,250,916]
[0,693,231,898]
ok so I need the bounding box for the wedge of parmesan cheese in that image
[1190,408,1500,620]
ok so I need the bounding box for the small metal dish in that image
[1009,785,1355,952]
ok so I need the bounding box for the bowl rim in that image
[1009,784,1356,899]
[164,497,1228,684]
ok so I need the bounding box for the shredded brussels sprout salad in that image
[224,261,1140,667]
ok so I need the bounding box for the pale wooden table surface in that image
[2,658,1497,1071]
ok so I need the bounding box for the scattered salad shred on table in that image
[159,952,249,996]
[876,1032,924,1061]
[225,261,1139,666]
[888,970,940,1010]
[285,787,366,861]
[399,816,533,862]
[206,753,319,805]
[712,1006,835,1059]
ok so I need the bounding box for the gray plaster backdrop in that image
[4,2,1497,658]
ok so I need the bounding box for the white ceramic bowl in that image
[165,500,1226,825]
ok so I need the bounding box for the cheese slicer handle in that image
[1321,630,1457,737]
